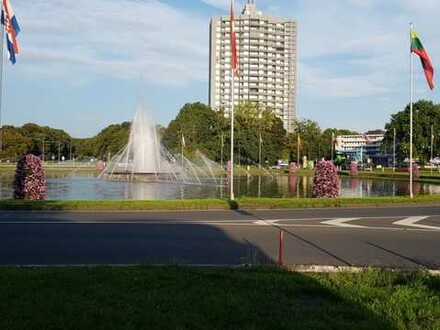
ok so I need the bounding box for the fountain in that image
[100,107,225,185]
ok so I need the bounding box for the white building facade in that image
[209,1,297,132]
[335,133,385,160]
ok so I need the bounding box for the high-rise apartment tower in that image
[209,1,297,132]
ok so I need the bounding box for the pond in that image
[1,173,439,200]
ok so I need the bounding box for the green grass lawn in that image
[0,267,438,330]
[1,195,440,211]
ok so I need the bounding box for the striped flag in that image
[230,0,239,77]
[1,0,20,64]
[411,30,434,90]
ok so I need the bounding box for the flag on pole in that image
[230,0,239,77]
[411,31,435,90]
[1,0,21,64]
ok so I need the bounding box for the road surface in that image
[0,206,439,268]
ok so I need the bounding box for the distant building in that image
[209,1,298,132]
[335,131,385,162]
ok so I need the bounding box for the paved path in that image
[0,206,439,268]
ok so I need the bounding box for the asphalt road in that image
[0,206,439,268]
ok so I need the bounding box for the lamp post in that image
[41,139,45,162]
[393,128,396,172]
[431,125,434,175]
[258,112,262,169]
[220,132,224,169]
[331,131,335,162]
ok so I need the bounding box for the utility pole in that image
[297,133,300,166]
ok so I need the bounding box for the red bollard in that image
[278,230,284,266]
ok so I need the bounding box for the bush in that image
[313,160,340,198]
[13,154,47,200]
[350,162,359,176]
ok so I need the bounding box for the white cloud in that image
[15,0,209,85]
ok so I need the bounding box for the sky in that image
[2,0,440,138]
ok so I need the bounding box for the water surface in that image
[1,173,439,200]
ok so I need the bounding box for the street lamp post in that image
[41,139,45,162]
[58,142,61,163]
[258,112,262,169]
[331,131,335,162]
[220,132,224,169]
[431,125,434,175]
[393,128,396,172]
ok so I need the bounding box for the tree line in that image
[2,100,437,165]
[382,100,440,164]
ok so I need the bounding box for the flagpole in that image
[229,0,236,201]
[409,23,414,199]
[230,69,235,201]
[0,0,5,152]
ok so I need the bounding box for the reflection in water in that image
[0,173,439,200]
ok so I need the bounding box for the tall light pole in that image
[393,128,396,172]
[220,132,224,169]
[331,131,335,162]
[431,125,434,174]
[41,139,45,162]
[297,133,300,166]
[58,142,61,163]
[258,112,262,169]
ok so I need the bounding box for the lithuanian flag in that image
[411,31,435,90]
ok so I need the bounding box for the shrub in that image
[13,154,47,200]
[350,162,359,176]
[313,160,340,198]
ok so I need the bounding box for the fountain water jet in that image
[100,107,225,186]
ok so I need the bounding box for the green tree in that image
[383,100,440,164]
[162,102,219,159]
[0,126,32,161]
[234,103,286,165]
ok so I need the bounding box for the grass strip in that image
[0,267,438,330]
[1,195,440,211]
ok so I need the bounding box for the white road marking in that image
[0,216,439,232]
[253,220,279,226]
[321,218,365,228]
[393,216,440,231]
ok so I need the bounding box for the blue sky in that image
[3,0,440,137]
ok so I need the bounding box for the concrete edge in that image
[1,203,440,214]
[286,265,440,276]
[1,264,439,276]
